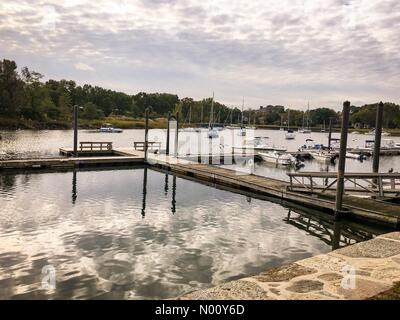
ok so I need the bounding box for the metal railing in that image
[287,172,400,198]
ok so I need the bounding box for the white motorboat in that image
[300,139,324,151]
[285,129,296,140]
[99,123,123,133]
[382,139,400,150]
[346,152,366,160]
[233,137,287,154]
[208,128,219,138]
[309,150,336,162]
[181,127,197,132]
[259,151,296,166]
[238,128,246,136]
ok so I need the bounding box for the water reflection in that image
[72,170,77,204]
[141,167,148,218]
[284,208,383,251]
[0,168,392,300]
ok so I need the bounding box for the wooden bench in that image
[79,142,113,151]
[134,141,161,151]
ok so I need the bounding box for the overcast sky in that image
[1,0,399,109]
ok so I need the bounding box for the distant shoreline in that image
[1,117,400,136]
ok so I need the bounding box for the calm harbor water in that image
[0,168,389,299]
[1,129,399,182]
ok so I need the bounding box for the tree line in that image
[1,59,399,129]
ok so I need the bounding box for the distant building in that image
[258,105,285,113]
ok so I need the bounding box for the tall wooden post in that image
[335,101,350,218]
[166,111,171,155]
[373,101,384,174]
[328,117,333,150]
[144,108,149,162]
[73,105,79,157]
[174,111,179,157]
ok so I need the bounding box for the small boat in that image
[208,128,219,138]
[285,129,296,140]
[233,137,287,154]
[300,139,325,151]
[181,127,197,132]
[259,151,296,166]
[99,124,123,133]
[346,152,367,160]
[285,110,295,139]
[382,139,400,150]
[309,150,336,162]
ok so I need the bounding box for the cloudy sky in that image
[0,0,399,109]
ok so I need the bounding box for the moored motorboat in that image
[233,137,287,154]
[309,150,336,162]
[346,152,367,160]
[99,123,123,133]
[285,129,296,140]
[259,151,296,166]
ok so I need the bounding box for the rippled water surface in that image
[0,168,389,299]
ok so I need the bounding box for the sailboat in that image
[285,109,295,139]
[298,102,311,133]
[238,97,246,136]
[321,120,326,132]
[181,104,196,132]
[208,93,219,139]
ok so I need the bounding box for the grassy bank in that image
[0,116,168,130]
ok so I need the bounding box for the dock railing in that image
[79,142,113,151]
[287,172,400,198]
[134,141,161,151]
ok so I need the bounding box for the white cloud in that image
[0,0,399,108]
[74,62,95,72]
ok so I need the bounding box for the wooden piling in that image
[335,101,350,218]
[373,101,384,174]
[73,105,78,157]
[166,111,171,155]
[174,111,179,157]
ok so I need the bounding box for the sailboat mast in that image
[241,97,244,129]
[209,92,214,129]
[287,109,290,130]
[188,104,191,125]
